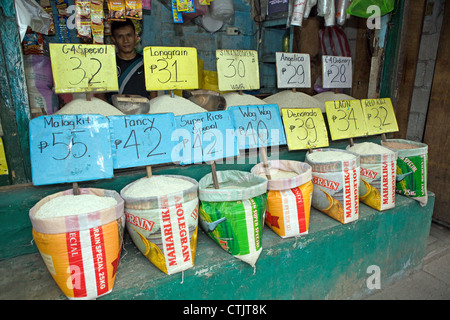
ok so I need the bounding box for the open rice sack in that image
[251,160,313,238]
[120,175,199,275]
[29,188,125,300]
[198,170,268,267]
[306,148,360,224]
[381,139,428,207]
[347,142,398,211]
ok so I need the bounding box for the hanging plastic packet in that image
[56,15,70,43]
[176,0,190,11]
[336,0,351,25]
[40,0,55,35]
[22,30,45,55]
[172,0,183,23]
[55,0,69,16]
[304,0,317,18]
[290,0,306,27]
[125,0,143,19]
[108,0,126,20]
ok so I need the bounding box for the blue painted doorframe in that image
[0,0,32,185]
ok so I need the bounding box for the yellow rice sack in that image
[251,160,313,238]
[29,188,125,300]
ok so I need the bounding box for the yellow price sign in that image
[0,137,8,175]
[143,46,199,90]
[361,98,399,135]
[325,99,368,140]
[282,108,329,150]
[49,43,118,94]
[216,49,260,91]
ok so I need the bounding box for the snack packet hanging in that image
[125,0,143,19]
[108,0,126,20]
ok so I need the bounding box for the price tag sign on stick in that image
[143,46,199,91]
[29,114,113,185]
[109,114,177,169]
[361,98,399,135]
[325,100,368,140]
[173,111,239,165]
[49,43,118,94]
[276,52,311,88]
[228,104,286,149]
[322,55,352,89]
[281,108,329,150]
[216,49,260,91]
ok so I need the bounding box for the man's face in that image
[112,25,137,56]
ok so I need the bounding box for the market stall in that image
[0,0,438,300]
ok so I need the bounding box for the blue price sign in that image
[29,114,113,186]
[109,114,177,169]
[173,110,239,165]
[228,104,286,149]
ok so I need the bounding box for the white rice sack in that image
[35,194,117,218]
[313,92,355,112]
[149,94,208,116]
[55,97,124,116]
[223,92,267,109]
[263,90,323,113]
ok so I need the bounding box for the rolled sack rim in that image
[29,188,125,234]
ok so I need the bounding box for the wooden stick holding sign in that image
[73,182,79,195]
[260,147,272,180]
[209,161,220,189]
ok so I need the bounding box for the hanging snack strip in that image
[75,0,92,40]
[91,0,105,43]
[125,0,143,19]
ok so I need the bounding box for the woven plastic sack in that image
[120,175,199,275]
[347,144,398,211]
[29,188,125,300]
[306,148,360,224]
[382,139,428,207]
[198,170,267,266]
[251,160,313,238]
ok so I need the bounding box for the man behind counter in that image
[98,18,156,102]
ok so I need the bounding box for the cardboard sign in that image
[322,55,352,89]
[276,52,311,88]
[29,115,113,186]
[216,49,260,91]
[281,108,329,150]
[361,98,399,135]
[173,111,239,165]
[228,104,286,149]
[143,46,199,90]
[0,138,8,175]
[109,114,177,169]
[49,43,118,94]
[325,100,368,140]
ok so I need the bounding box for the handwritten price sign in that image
[49,44,118,94]
[281,108,329,150]
[228,104,286,149]
[361,98,399,135]
[109,114,177,169]
[276,52,311,88]
[29,115,113,185]
[173,111,239,165]
[216,49,260,91]
[322,55,352,89]
[325,100,368,140]
[143,46,199,91]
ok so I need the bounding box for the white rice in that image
[258,169,298,180]
[149,94,207,116]
[313,92,355,112]
[122,175,195,198]
[308,150,356,162]
[35,194,117,218]
[348,142,394,155]
[263,90,323,113]
[55,97,124,116]
[223,92,267,109]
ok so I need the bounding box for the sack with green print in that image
[198,170,268,267]
[382,139,428,207]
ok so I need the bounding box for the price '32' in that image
[69,57,103,86]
